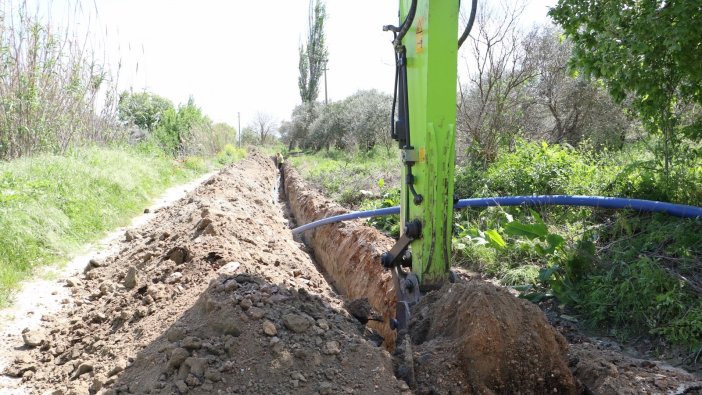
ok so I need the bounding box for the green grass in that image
[0,145,206,305]
[289,147,400,207]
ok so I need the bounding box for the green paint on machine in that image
[399,0,459,289]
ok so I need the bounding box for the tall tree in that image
[549,0,702,176]
[251,112,278,144]
[521,26,630,148]
[457,0,536,166]
[298,0,328,105]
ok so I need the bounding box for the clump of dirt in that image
[406,280,578,394]
[3,151,407,394]
[568,343,702,394]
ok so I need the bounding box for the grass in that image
[289,147,400,207]
[0,145,207,306]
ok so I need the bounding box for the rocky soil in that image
[3,149,701,395]
[403,281,578,394]
[3,152,405,394]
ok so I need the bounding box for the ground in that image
[0,151,700,395]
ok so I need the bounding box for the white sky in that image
[45,0,557,129]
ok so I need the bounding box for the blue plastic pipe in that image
[291,195,702,235]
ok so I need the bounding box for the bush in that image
[183,156,206,172]
[0,1,123,160]
[216,144,247,165]
[456,140,604,197]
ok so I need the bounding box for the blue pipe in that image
[291,195,702,235]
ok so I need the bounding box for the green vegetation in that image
[289,140,702,350]
[0,146,205,305]
[550,0,702,178]
[118,92,239,157]
[0,1,123,160]
[289,147,398,206]
[282,90,392,152]
[216,144,248,166]
[0,2,246,307]
[298,0,328,105]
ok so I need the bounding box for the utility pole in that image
[237,112,241,147]
[323,62,329,105]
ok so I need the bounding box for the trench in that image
[275,158,398,347]
[270,156,702,395]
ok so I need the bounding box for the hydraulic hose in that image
[396,0,418,43]
[458,0,478,49]
[291,195,702,235]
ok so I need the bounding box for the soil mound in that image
[407,280,578,394]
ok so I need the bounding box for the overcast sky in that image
[49,0,556,129]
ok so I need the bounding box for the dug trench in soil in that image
[282,162,702,395]
[283,163,579,393]
[3,151,408,394]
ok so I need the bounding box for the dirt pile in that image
[405,281,578,394]
[3,152,406,394]
[568,343,701,394]
[283,163,397,346]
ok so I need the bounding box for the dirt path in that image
[1,152,405,394]
[0,169,217,392]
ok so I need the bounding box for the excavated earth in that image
[3,152,405,394]
[3,151,702,395]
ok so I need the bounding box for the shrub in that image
[216,144,247,165]
[0,1,123,160]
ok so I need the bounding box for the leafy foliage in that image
[216,144,247,166]
[118,91,173,131]
[298,0,328,104]
[152,97,210,156]
[550,0,702,177]
[282,90,392,152]
[0,1,122,160]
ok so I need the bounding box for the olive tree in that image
[521,26,631,148]
[457,0,537,166]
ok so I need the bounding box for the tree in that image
[251,112,278,145]
[240,126,259,146]
[186,122,237,155]
[291,90,392,152]
[286,102,320,150]
[457,0,537,166]
[308,101,348,150]
[344,90,392,152]
[549,0,702,176]
[521,26,631,148]
[298,0,328,105]
[154,96,210,155]
[117,91,173,131]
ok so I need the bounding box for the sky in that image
[44,0,557,130]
